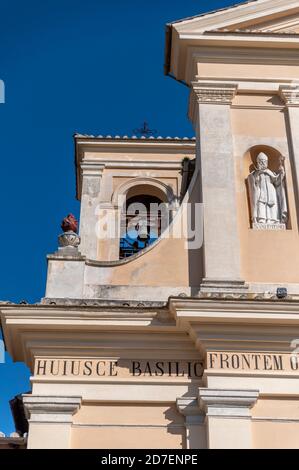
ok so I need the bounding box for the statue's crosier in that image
[247,152,288,229]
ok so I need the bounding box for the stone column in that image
[280,86,299,213]
[191,82,246,293]
[79,161,104,259]
[177,397,206,449]
[23,395,81,449]
[199,388,259,449]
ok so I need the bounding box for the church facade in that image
[2,0,299,448]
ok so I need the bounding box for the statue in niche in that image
[247,152,288,230]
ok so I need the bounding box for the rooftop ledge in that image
[74,134,196,142]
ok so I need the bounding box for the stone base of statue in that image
[252,223,286,231]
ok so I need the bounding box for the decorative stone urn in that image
[58,231,80,248]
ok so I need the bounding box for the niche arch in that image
[244,145,291,229]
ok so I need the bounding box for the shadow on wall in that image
[164,405,186,449]
[187,169,204,295]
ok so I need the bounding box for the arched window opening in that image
[119,194,165,259]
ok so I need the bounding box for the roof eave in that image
[164,23,172,76]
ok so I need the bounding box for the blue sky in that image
[0,0,243,434]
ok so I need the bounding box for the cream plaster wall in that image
[84,167,203,290]
[252,398,299,448]
[71,427,184,449]
[231,95,299,283]
[71,403,186,449]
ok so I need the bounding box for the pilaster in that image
[23,395,81,449]
[79,161,104,259]
[199,388,259,449]
[280,85,299,222]
[191,82,246,293]
[177,397,206,449]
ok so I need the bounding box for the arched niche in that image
[244,145,291,230]
[244,145,283,176]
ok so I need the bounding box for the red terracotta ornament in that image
[61,214,78,233]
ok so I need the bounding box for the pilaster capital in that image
[23,395,82,423]
[177,397,205,425]
[80,160,105,177]
[279,85,299,107]
[191,82,238,105]
[199,389,259,418]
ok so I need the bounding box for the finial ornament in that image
[133,122,157,137]
[58,214,81,251]
[61,214,78,233]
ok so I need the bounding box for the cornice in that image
[0,305,180,366]
[80,161,105,177]
[172,1,299,33]
[191,82,238,105]
[75,139,195,199]
[180,32,299,45]
[75,138,196,150]
[171,28,299,83]
[23,395,82,423]
[80,159,183,171]
[279,85,299,106]
[176,397,205,424]
[169,297,299,355]
[199,388,259,417]
[190,46,299,64]
[169,297,299,318]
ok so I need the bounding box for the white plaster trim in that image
[181,32,299,44]
[76,140,195,150]
[204,370,299,380]
[177,397,205,424]
[177,397,200,416]
[82,160,183,170]
[232,105,285,110]
[191,47,299,64]
[80,161,105,176]
[32,378,202,386]
[279,85,299,106]
[252,417,299,423]
[173,1,299,33]
[23,395,82,423]
[72,423,184,429]
[199,388,259,418]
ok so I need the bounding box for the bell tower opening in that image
[119,185,168,259]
